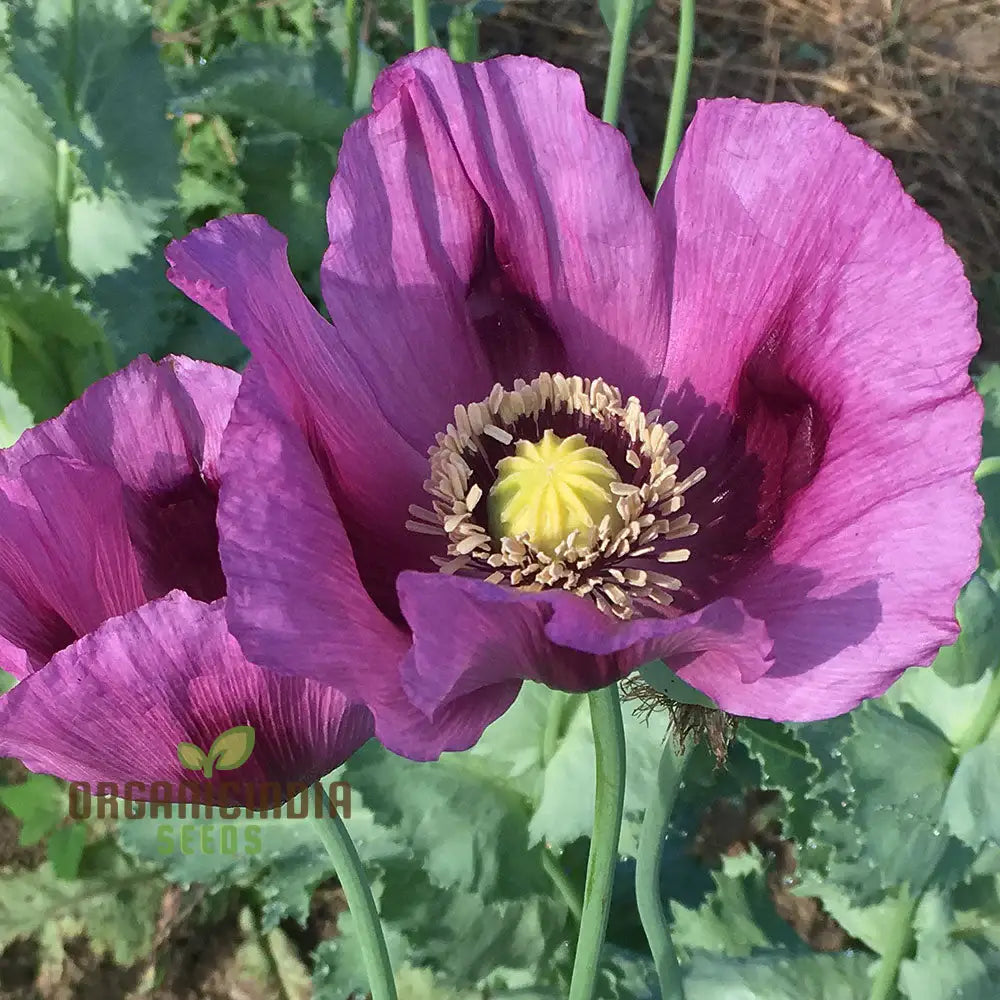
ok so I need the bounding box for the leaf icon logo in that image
[176,725,255,778]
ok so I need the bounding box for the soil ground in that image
[482,0,1000,350]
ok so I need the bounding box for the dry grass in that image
[482,0,1000,284]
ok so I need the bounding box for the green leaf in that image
[882,570,1000,744]
[0,773,67,846]
[0,379,33,446]
[325,6,387,112]
[0,853,161,968]
[524,682,689,856]
[0,268,110,419]
[169,41,357,142]
[207,724,256,772]
[593,947,659,1000]
[46,822,87,879]
[828,704,958,900]
[737,719,821,844]
[66,187,168,281]
[684,950,874,1000]
[10,0,179,277]
[899,941,999,1000]
[118,770,405,930]
[790,875,900,955]
[161,308,248,369]
[0,68,57,250]
[240,133,336,284]
[942,733,1000,849]
[929,570,1000,688]
[0,669,16,694]
[90,239,247,368]
[671,850,806,958]
[344,740,547,900]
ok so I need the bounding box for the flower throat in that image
[406,373,706,620]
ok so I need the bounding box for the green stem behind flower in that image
[567,684,627,1000]
[412,0,431,51]
[636,729,691,999]
[867,887,918,1000]
[656,0,695,189]
[344,0,360,103]
[954,658,1000,759]
[601,0,636,127]
[543,846,584,923]
[312,785,396,1000]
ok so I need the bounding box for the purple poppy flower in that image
[0,357,372,801]
[167,50,981,760]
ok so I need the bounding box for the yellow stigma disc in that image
[488,430,624,555]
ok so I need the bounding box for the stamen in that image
[407,372,706,620]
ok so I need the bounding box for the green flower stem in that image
[543,690,583,765]
[867,887,918,1000]
[636,730,690,1000]
[412,0,431,51]
[656,0,696,189]
[344,0,360,104]
[54,138,75,282]
[601,0,636,127]
[543,846,584,923]
[567,684,627,1000]
[312,786,397,1000]
[954,659,1000,757]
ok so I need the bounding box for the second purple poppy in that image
[167,49,982,760]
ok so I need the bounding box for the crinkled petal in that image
[321,47,670,445]
[0,355,238,493]
[0,356,236,602]
[217,364,516,761]
[654,99,982,718]
[397,571,773,717]
[217,362,408,694]
[0,592,373,798]
[167,216,428,606]
[726,479,978,720]
[0,458,145,669]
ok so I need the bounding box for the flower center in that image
[488,430,624,556]
[406,373,706,620]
